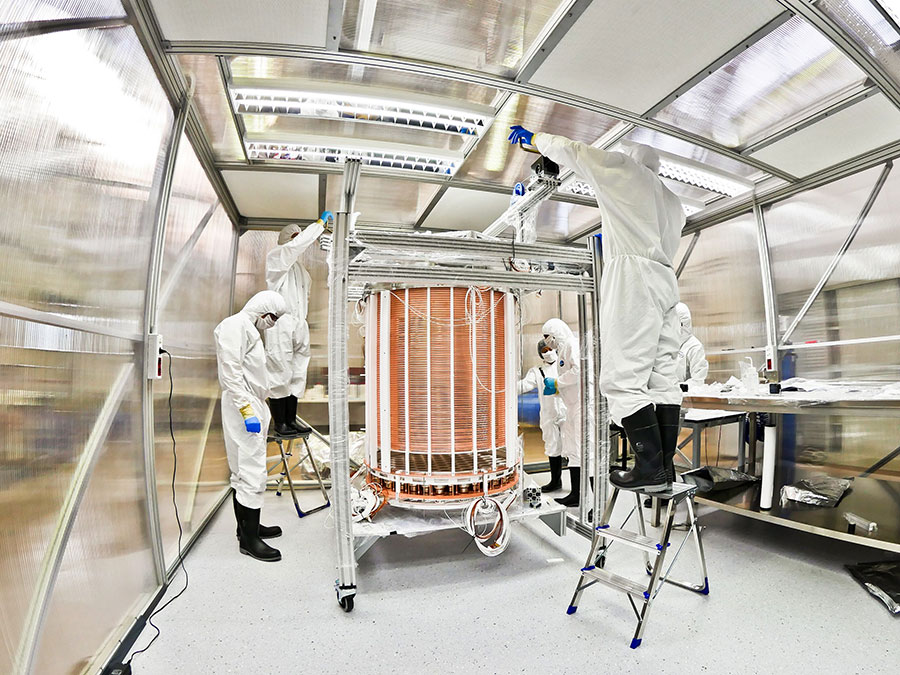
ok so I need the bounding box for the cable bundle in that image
[462,495,512,557]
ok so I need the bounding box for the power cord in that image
[127,349,189,666]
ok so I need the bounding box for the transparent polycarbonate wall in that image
[765,162,900,380]
[155,133,236,566]
[0,13,239,675]
[677,215,768,382]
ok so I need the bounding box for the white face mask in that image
[542,349,558,364]
[255,314,277,331]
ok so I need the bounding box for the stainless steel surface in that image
[164,42,798,182]
[684,394,900,417]
[142,96,190,587]
[753,199,778,376]
[329,160,361,602]
[340,0,570,79]
[590,234,607,528]
[779,162,893,344]
[654,16,867,150]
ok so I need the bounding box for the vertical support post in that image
[471,289,478,476]
[590,234,608,523]
[450,287,455,474]
[577,295,590,526]
[490,290,496,470]
[329,158,361,604]
[404,289,410,475]
[227,221,240,314]
[142,93,191,585]
[364,293,378,468]
[426,287,432,475]
[504,293,518,474]
[753,197,779,379]
[378,290,391,472]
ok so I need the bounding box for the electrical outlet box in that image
[146,333,163,380]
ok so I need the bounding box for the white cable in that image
[462,495,511,557]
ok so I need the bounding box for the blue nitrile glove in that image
[508,125,534,146]
[543,377,558,396]
[244,416,262,433]
[320,210,334,223]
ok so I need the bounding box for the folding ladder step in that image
[595,525,668,554]
[581,566,649,599]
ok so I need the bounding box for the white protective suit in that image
[675,302,709,387]
[518,360,567,458]
[215,291,287,509]
[265,220,326,398]
[534,133,685,425]
[541,319,584,467]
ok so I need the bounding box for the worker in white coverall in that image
[265,211,333,437]
[215,290,287,562]
[509,125,685,491]
[540,318,587,506]
[675,302,709,389]
[518,338,567,493]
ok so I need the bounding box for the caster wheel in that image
[339,595,354,613]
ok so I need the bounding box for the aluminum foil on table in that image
[780,474,853,508]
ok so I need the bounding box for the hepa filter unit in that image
[364,286,519,507]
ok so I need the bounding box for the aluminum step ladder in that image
[566,482,709,648]
[267,431,331,518]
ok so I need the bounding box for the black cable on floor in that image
[127,350,189,665]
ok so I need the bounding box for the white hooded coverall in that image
[541,318,584,467]
[265,220,326,399]
[518,360,567,459]
[215,290,287,509]
[534,133,685,425]
[675,302,709,388]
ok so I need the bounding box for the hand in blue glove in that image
[508,125,534,147]
[244,416,262,433]
[320,210,334,223]
[543,377,558,396]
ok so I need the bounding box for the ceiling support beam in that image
[515,0,595,83]
[0,15,128,40]
[163,40,798,183]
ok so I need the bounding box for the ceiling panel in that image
[748,93,900,176]
[325,174,441,226]
[176,55,245,162]
[529,0,784,113]
[653,16,868,149]
[455,93,619,188]
[222,170,319,219]
[340,0,568,78]
[420,188,511,231]
[228,56,501,107]
[151,0,329,45]
[533,200,601,242]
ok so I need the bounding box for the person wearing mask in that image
[509,125,684,493]
[540,318,585,506]
[675,302,709,390]
[518,338,567,492]
[215,290,287,562]
[265,211,333,437]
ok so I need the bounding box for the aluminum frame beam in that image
[163,41,798,183]
[753,198,779,376]
[780,160,893,345]
[0,15,128,40]
[349,263,592,293]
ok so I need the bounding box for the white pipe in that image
[379,290,391,472]
[365,297,378,467]
[760,424,778,510]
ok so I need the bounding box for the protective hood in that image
[241,290,287,322]
[541,318,575,352]
[277,223,302,245]
[675,302,692,343]
[621,142,661,174]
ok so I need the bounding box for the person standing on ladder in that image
[518,338,568,493]
[265,211,333,437]
[508,125,685,492]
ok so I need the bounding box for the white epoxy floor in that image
[127,476,897,675]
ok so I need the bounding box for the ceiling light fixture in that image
[847,0,900,45]
[558,178,707,216]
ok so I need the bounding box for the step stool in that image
[267,431,331,518]
[566,482,709,648]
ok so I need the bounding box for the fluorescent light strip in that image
[847,0,900,45]
[559,178,707,216]
[246,141,459,175]
[657,158,751,197]
[232,88,488,136]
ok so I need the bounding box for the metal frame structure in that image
[326,162,607,611]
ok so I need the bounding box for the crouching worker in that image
[214,290,287,562]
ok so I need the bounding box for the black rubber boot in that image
[237,501,282,562]
[286,395,312,435]
[269,397,299,437]
[656,404,681,486]
[610,405,667,493]
[541,456,564,492]
[555,467,581,507]
[233,491,282,540]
